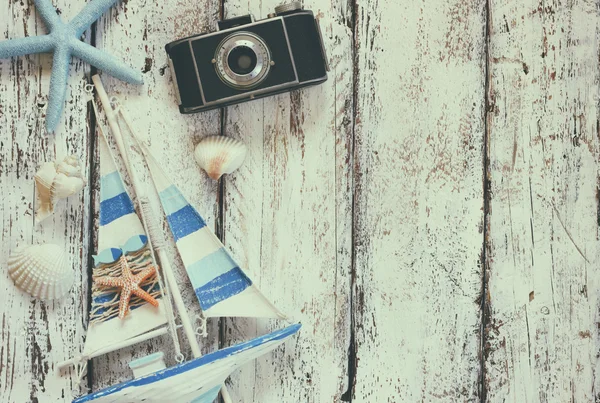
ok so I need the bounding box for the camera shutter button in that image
[274,2,302,14]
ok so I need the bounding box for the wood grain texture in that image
[89,0,224,390]
[219,0,353,401]
[3,0,600,402]
[484,1,600,401]
[351,0,487,401]
[0,1,92,402]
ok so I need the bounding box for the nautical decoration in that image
[7,244,74,300]
[94,254,159,319]
[55,125,174,377]
[91,74,190,358]
[34,155,87,223]
[72,324,301,402]
[59,80,300,403]
[72,130,169,366]
[0,0,144,132]
[194,136,247,180]
[135,135,285,320]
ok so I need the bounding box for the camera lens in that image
[215,32,271,89]
[228,46,258,75]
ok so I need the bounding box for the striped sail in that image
[143,151,285,319]
[73,324,301,402]
[82,136,168,357]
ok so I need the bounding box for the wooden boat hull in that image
[73,324,301,403]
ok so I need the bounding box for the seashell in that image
[34,155,87,223]
[194,136,247,180]
[7,244,74,300]
[56,155,85,178]
[34,162,57,223]
[51,173,86,199]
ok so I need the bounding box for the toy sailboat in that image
[58,77,300,402]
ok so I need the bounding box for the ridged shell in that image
[194,136,247,180]
[34,156,86,223]
[56,155,84,177]
[51,173,86,199]
[7,244,74,300]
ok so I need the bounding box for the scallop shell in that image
[194,136,247,180]
[7,244,74,300]
[34,156,87,223]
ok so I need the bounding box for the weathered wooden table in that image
[1,0,598,402]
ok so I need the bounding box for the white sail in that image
[81,135,168,358]
[138,143,286,320]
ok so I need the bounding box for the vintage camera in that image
[165,2,329,114]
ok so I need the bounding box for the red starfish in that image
[94,255,159,319]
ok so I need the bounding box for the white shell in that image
[34,156,87,223]
[56,155,85,178]
[194,136,247,180]
[7,244,74,300]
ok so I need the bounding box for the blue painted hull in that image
[73,324,301,403]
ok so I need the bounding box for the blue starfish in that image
[0,0,143,132]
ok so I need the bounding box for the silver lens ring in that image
[215,32,271,89]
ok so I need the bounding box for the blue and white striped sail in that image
[143,151,286,320]
[73,323,301,403]
[82,136,168,357]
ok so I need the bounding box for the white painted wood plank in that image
[352,0,487,401]
[0,1,92,402]
[89,0,223,390]
[6,1,598,402]
[485,1,600,402]
[219,0,353,401]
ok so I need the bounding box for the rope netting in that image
[90,248,161,324]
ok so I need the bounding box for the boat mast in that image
[117,105,234,403]
[91,75,201,358]
[92,76,234,403]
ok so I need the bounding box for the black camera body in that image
[165,2,329,114]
